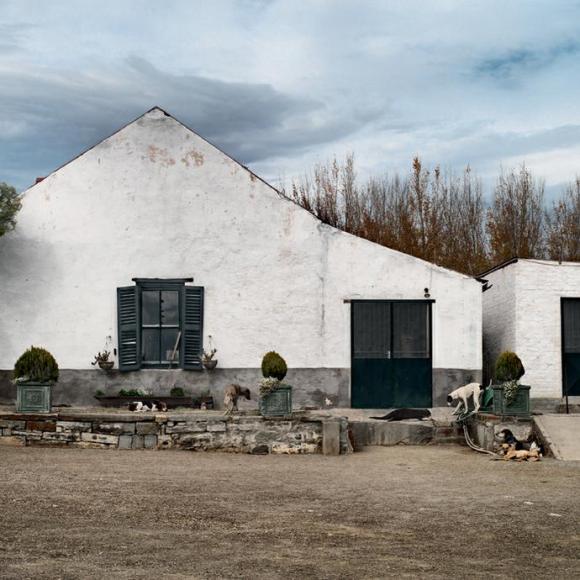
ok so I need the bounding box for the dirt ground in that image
[0,446,579,579]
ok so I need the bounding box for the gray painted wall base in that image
[0,367,484,409]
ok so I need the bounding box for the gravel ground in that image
[0,445,579,579]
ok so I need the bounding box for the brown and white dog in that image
[223,384,251,415]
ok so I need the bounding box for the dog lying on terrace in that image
[370,408,431,421]
[223,384,251,415]
[128,400,168,412]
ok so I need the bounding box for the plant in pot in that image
[91,350,114,371]
[202,348,218,370]
[258,351,292,417]
[491,351,530,416]
[14,346,59,413]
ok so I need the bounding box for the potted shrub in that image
[202,348,218,370]
[490,351,530,416]
[91,350,114,371]
[14,346,59,413]
[258,351,292,417]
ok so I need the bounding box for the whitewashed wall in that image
[0,108,481,391]
[483,259,580,398]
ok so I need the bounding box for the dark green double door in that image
[562,298,580,396]
[351,300,432,408]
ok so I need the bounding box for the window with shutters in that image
[116,279,204,371]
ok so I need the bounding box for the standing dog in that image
[223,384,251,415]
[447,382,484,415]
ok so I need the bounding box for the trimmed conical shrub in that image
[261,351,287,381]
[495,351,524,382]
[14,346,59,383]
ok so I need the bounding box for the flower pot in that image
[203,359,218,370]
[259,384,292,417]
[16,382,53,413]
[490,384,530,417]
[98,361,114,371]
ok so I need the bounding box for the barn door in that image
[351,301,432,408]
[562,298,580,397]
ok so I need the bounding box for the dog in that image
[371,408,431,421]
[447,382,484,415]
[223,384,251,415]
[496,429,544,455]
[128,400,167,412]
[502,444,541,462]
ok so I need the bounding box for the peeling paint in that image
[181,149,204,167]
[143,145,175,167]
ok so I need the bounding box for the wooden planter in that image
[485,384,531,417]
[16,382,53,413]
[259,385,292,417]
[95,395,214,410]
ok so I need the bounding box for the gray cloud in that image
[0,56,380,189]
[474,40,580,83]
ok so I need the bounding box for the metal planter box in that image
[491,384,530,417]
[16,382,53,413]
[259,385,293,417]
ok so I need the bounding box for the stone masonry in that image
[0,411,345,455]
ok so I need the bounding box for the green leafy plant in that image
[95,389,105,397]
[170,386,185,397]
[0,182,22,238]
[495,351,525,382]
[495,351,525,406]
[261,351,287,381]
[14,346,59,383]
[259,377,280,397]
[91,350,111,365]
[202,348,217,363]
[118,389,145,397]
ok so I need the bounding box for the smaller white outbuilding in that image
[481,258,580,403]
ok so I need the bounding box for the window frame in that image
[132,277,193,370]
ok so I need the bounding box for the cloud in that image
[474,40,580,83]
[0,56,380,189]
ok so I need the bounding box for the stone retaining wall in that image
[0,411,347,455]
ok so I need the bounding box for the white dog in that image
[447,382,484,415]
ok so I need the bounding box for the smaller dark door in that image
[562,298,580,396]
[351,301,432,408]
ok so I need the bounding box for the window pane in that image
[142,291,159,325]
[353,302,391,359]
[142,328,160,363]
[162,328,180,363]
[161,291,179,326]
[563,300,580,353]
[393,303,429,359]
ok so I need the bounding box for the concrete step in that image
[533,414,580,461]
[349,419,464,449]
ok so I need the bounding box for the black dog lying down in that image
[496,428,544,455]
[371,408,431,421]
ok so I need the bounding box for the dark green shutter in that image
[182,286,204,369]
[117,286,140,371]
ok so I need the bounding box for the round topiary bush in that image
[14,346,59,383]
[261,351,287,381]
[495,351,525,383]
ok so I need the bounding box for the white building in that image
[481,258,580,402]
[0,108,482,408]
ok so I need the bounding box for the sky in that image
[2,0,580,200]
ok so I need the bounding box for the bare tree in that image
[546,179,580,261]
[487,164,545,263]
